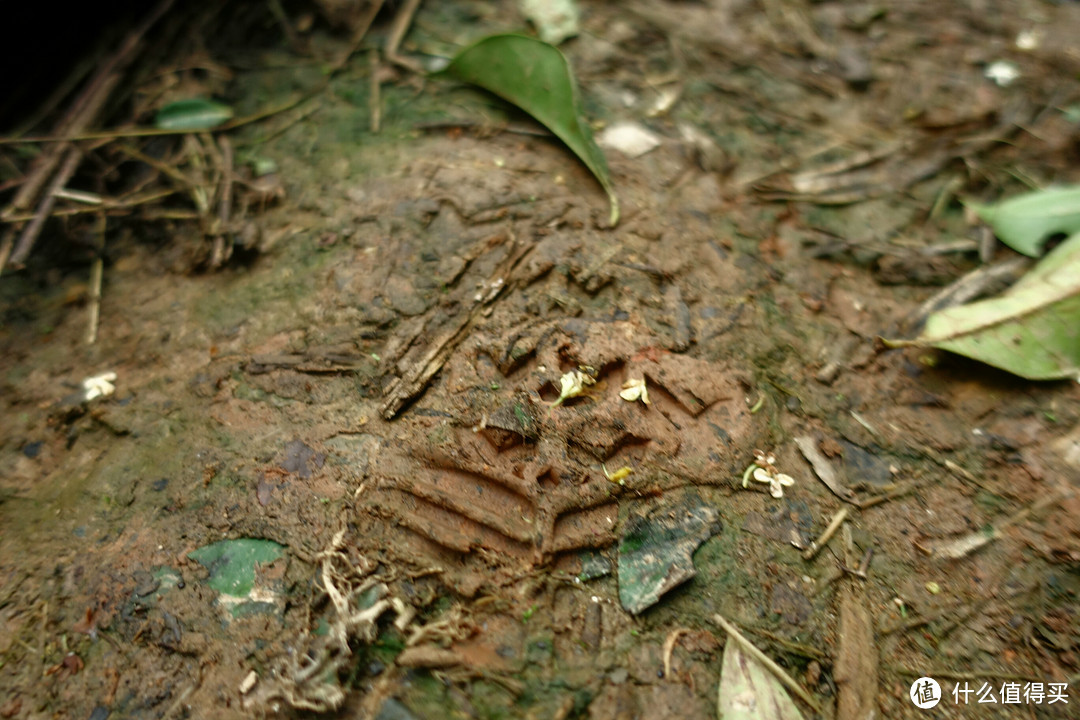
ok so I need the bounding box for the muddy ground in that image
[2,1,1080,718]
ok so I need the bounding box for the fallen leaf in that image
[886,231,1080,380]
[443,34,619,225]
[598,121,662,158]
[154,98,234,131]
[718,639,805,720]
[519,0,580,45]
[188,538,286,618]
[967,185,1080,257]
[617,494,721,614]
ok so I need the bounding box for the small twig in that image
[929,485,1073,559]
[86,214,106,344]
[0,230,15,276]
[943,459,981,486]
[210,135,234,268]
[855,546,873,577]
[370,49,382,134]
[802,507,848,561]
[385,0,425,73]
[2,188,180,222]
[857,479,920,509]
[734,626,828,661]
[238,98,323,149]
[662,628,690,680]
[0,92,314,147]
[113,143,196,189]
[710,613,822,713]
[1,0,175,276]
[849,410,882,440]
[6,147,83,271]
[909,443,991,492]
[52,188,103,205]
[138,208,201,221]
[903,257,1030,333]
[332,0,385,73]
[4,51,115,216]
[39,600,49,673]
[0,175,25,194]
[183,135,210,216]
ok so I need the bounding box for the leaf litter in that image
[889,230,1080,380]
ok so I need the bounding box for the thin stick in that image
[385,0,425,73]
[0,230,14,276]
[210,136,234,268]
[370,49,382,134]
[113,143,196,189]
[802,507,848,561]
[857,479,920,509]
[3,189,180,222]
[710,613,822,713]
[0,0,389,152]
[662,628,690,680]
[6,147,83,270]
[2,0,174,208]
[0,92,312,147]
[3,72,116,218]
[39,601,48,674]
[86,214,106,344]
[333,0,384,73]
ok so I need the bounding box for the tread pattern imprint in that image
[355,315,758,595]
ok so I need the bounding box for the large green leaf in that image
[444,33,619,226]
[967,186,1080,257]
[889,231,1080,380]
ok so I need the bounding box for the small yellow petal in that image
[603,464,633,484]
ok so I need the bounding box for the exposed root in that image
[244,530,403,713]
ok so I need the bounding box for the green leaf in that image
[154,98,234,131]
[888,231,1080,381]
[617,494,720,614]
[966,186,1080,257]
[718,640,805,720]
[443,33,619,226]
[188,537,284,595]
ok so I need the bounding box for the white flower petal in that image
[619,378,650,405]
[81,372,117,401]
[553,370,594,407]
